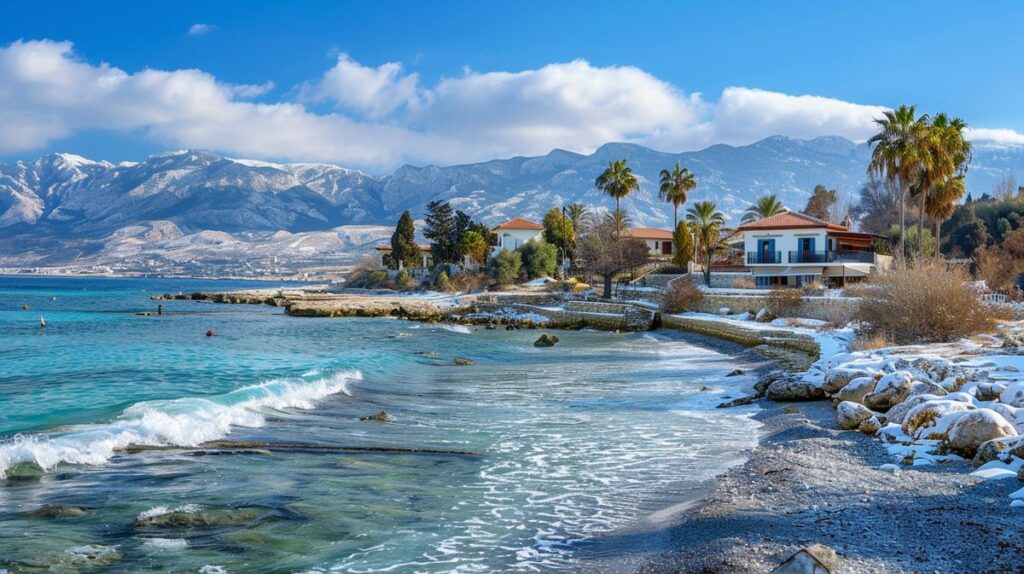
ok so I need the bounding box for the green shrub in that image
[435,271,452,292]
[395,270,415,290]
[488,248,522,284]
[517,240,558,278]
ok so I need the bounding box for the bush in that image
[450,271,487,292]
[857,261,1003,344]
[517,240,558,278]
[395,269,415,290]
[435,271,452,292]
[660,277,704,313]
[766,287,803,317]
[488,248,523,284]
[801,281,827,296]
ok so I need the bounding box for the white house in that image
[493,218,544,249]
[622,227,674,257]
[737,211,886,288]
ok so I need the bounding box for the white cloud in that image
[967,127,1024,146]
[187,23,216,36]
[3,39,1020,172]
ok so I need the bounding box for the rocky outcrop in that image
[533,334,560,347]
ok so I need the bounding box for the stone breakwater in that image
[661,314,821,371]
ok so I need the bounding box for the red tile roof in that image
[622,227,673,240]
[737,211,847,231]
[493,217,543,231]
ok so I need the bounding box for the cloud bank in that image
[0,39,1020,171]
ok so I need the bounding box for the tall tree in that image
[686,200,727,286]
[542,207,576,268]
[389,210,420,269]
[919,113,972,257]
[595,159,639,237]
[576,218,650,297]
[803,185,837,221]
[423,200,458,264]
[867,104,930,257]
[565,202,590,234]
[741,194,786,223]
[672,220,694,268]
[458,231,489,265]
[658,163,697,228]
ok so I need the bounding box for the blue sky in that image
[1,0,1022,171]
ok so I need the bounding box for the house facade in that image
[622,227,674,257]
[493,218,544,250]
[737,211,885,287]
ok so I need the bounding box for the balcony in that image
[746,251,783,264]
[787,250,876,264]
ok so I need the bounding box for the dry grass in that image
[660,277,704,313]
[450,272,488,293]
[857,261,1003,344]
[766,287,803,317]
[732,275,756,289]
[852,331,893,351]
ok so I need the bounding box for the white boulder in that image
[947,409,1018,457]
[836,401,874,430]
[864,371,914,411]
[835,376,879,405]
[902,399,973,437]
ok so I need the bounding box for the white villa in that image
[736,211,886,288]
[622,227,674,257]
[493,218,544,249]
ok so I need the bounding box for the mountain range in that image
[1,136,1022,276]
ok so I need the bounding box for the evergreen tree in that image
[672,221,694,267]
[489,248,522,284]
[459,231,489,265]
[423,201,457,264]
[542,207,575,267]
[518,240,558,278]
[389,210,419,269]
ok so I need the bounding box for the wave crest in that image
[0,370,359,479]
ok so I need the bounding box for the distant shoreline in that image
[0,271,316,283]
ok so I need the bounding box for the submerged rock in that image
[134,505,261,529]
[533,334,560,347]
[453,358,475,366]
[27,505,89,519]
[50,544,123,570]
[717,395,758,408]
[726,369,744,377]
[360,410,390,422]
[4,461,45,482]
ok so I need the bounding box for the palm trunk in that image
[917,189,926,258]
[899,182,906,258]
[935,219,942,261]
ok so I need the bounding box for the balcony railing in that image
[787,250,876,264]
[746,251,783,264]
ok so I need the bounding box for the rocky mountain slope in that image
[2,136,1022,274]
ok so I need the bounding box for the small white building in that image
[737,211,886,287]
[493,218,544,250]
[622,227,674,257]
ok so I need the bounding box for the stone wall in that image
[660,313,821,370]
[692,293,858,322]
[471,300,657,331]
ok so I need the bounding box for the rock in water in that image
[771,543,837,573]
[836,401,873,430]
[766,378,825,402]
[27,505,89,519]
[453,358,475,366]
[533,334,560,347]
[360,411,390,422]
[726,369,744,377]
[947,409,1018,457]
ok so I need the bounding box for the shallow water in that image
[0,276,761,572]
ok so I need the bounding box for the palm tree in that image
[565,202,590,234]
[920,114,971,257]
[686,200,727,286]
[867,104,930,257]
[741,194,786,223]
[595,159,639,236]
[659,162,697,228]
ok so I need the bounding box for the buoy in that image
[206,330,216,337]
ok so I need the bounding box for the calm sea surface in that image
[0,275,760,573]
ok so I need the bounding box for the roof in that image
[622,227,673,240]
[493,218,543,231]
[737,210,847,231]
[375,243,431,252]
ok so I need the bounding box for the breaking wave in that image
[0,370,359,478]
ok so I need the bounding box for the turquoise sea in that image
[0,276,760,573]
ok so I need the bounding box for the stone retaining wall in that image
[693,293,858,321]
[660,313,820,370]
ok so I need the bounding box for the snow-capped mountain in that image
[2,136,1023,275]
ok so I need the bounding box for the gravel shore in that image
[579,395,1024,573]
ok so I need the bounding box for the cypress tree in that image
[390,210,420,269]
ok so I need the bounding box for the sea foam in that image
[0,370,359,479]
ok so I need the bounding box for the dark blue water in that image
[0,276,761,572]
